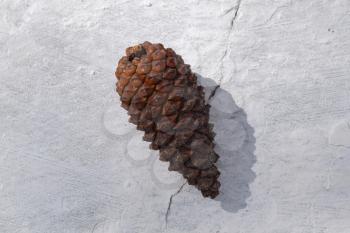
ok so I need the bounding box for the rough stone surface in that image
[1,0,350,233]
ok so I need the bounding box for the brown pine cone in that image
[115,42,220,198]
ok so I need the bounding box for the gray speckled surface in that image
[1,0,350,232]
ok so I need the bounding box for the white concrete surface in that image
[1,0,350,232]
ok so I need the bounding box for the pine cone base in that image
[115,42,220,198]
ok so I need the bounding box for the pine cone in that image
[115,42,220,198]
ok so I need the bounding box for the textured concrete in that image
[1,0,350,232]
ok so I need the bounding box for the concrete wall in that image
[1,0,349,232]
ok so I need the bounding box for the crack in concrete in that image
[221,5,236,16]
[165,182,187,228]
[91,222,99,233]
[264,4,289,25]
[208,85,220,102]
[230,0,242,27]
[218,0,242,85]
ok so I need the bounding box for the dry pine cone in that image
[115,42,220,198]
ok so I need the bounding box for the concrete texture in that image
[0,0,349,232]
